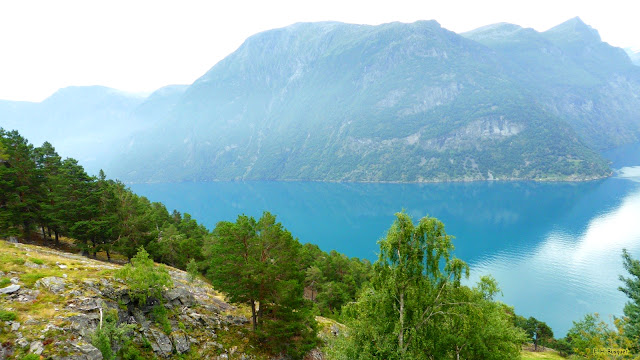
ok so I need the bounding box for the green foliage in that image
[115,247,172,305]
[0,277,10,287]
[619,249,640,349]
[151,304,172,334]
[91,309,136,360]
[204,212,317,359]
[330,212,526,359]
[0,309,17,321]
[515,316,554,350]
[20,355,40,360]
[29,258,44,265]
[186,258,199,283]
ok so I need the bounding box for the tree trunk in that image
[399,290,405,353]
[534,338,538,351]
[250,299,257,331]
[48,227,52,238]
[106,248,111,261]
[54,231,59,245]
[41,226,46,240]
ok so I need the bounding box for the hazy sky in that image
[1,0,638,102]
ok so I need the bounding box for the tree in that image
[115,247,172,305]
[520,317,553,351]
[0,129,42,238]
[330,212,526,360]
[619,249,640,350]
[204,212,317,359]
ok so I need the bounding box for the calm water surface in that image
[131,143,640,335]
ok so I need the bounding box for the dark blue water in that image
[130,144,640,336]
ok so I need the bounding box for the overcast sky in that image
[0,0,637,102]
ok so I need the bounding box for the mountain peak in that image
[544,17,601,43]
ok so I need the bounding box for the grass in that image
[0,309,17,321]
[521,350,566,359]
[0,277,10,287]
[29,258,44,265]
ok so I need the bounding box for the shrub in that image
[91,309,135,360]
[115,247,172,305]
[151,305,172,334]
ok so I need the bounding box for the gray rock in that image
[8,288,39,302]
[30,340,44,355]
[68,314,100,337]
[16,337,30,348]
[163,287,195,307]
[8,236,17,243]
[10,277,18,284]
[0,284,20,294]
[171,331,190,354]
[150,328,173,357]
[10,321,21,331]
[25,260,47,269]
[0,270,4,277]
[35,276,66,294]
[0,343,14,359]
[58,264,68,269]
[72,342,104,360]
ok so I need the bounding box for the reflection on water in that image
[469,184,640,335]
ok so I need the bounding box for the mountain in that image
[108,19,640,183]
[626,48,640,66]
[0,85,187,175]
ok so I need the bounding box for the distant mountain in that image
[108,19,639,183]
[625,48,640,66]
[3,19,639,183]
[0,85,187,175]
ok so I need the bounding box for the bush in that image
[115,247,172,305]
[0,310,17,321]
[21,354,40,360]
[151,305,172,334]
[91,309,135,360]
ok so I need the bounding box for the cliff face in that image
[0,240,273,360]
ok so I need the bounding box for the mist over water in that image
[131,144,640,336]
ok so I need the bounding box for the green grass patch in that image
[521,350,565,359]
[0,277,11,287]
[29,258,44,265]
[0,309,17,321]
[20,272,47,287]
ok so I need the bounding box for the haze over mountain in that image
[0,85,187,175]
[2,17,639,182]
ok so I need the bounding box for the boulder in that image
[171,331,190,354]
[67,314,100,337]
[29,341,44,355]
[148,328,174,358]
[72,342,103,360]
[0,284,20,294]
[35,276,66,294]
[163,287,195,307]
[24,260,47,269]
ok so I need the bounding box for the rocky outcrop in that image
[0,241,256,359]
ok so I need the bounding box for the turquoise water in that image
[130,144,640,336]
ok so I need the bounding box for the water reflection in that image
[470,184,640,335]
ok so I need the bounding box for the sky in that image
[0,0,638,102]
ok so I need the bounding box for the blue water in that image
[130,144,640,336]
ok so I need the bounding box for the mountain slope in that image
[110,20,617,183]
[0,85,187,175]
